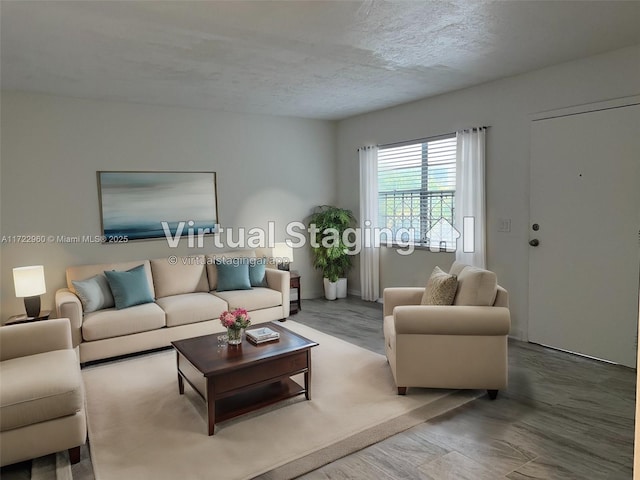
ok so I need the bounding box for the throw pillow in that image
[248,258,268,287]
[104,264,154,310]
[72,274,115,313]
[215,260,252,292]
[453,266,498,306]
[421,266,458,305]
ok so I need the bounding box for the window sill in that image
[381,244,456,253]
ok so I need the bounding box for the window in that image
[378,134,457,250]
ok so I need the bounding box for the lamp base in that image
[24,295,41,318]
[277,263,290,271]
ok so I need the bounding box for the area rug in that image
[82,321,478,480]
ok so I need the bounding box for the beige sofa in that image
[55,252,290,363]
[383,262,510,399]
[0,319,86,467]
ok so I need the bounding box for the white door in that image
[528,103,640,367]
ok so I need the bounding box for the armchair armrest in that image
[55,288,83,347]
[383,288,424,316]
[0,318,73,361]
[264,268,290,317]
[393,306,510,336]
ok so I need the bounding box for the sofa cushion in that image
[0,350,83,432]
[215,260,252,292]
[67,260,156,298]
[104,265,155,309]
[213,288,282,311]
[453,266,498,306]
[205,250,256,291]
[82,302,166,341]
[421,266,458,305]
[156,293,228,327]
[71,274,114,313]
[150,256,209,298]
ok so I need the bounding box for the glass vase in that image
[227,327,244,345]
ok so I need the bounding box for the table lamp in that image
[13,265,46,318]
[272,242,294,271]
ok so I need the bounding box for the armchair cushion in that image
[453,266,497,306]
[0,350,83,431]
[421,266,458,305]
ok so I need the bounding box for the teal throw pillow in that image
[72,274,115,313]
[215,260,252,292]
[249,258,268,287]
[104,264,154,310]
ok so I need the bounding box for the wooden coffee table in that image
[171,322,318,435]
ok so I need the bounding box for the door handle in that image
[529,239,540,247]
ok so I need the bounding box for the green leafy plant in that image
[308,205,355,283]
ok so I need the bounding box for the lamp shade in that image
[13,265,46,297]
[272,242,294,264]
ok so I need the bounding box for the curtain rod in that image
[358,126,491,150]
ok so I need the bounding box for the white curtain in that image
[359,145,380,301]
[454,128,486,268]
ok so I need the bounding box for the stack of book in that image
[246,327,280,344]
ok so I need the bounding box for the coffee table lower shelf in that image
[215,378,305,423]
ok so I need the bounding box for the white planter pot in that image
[336,278,347,298]
[323,278,337,300]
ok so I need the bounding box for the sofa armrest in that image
[0,318,73,361]
[55,289,83,348]
[265,268,289,293]
[265,268,290,317]
[383,288,424,316]
[393,306,510,336]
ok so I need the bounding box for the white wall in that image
[0,92,336,319]
[336,44,640,339]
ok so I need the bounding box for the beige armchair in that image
[383,263,510,399]
[0,318,86,466]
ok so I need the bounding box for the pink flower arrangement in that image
[219,308,251,330]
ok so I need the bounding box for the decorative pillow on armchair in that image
[421,266,458,305]
[453,266,497,306]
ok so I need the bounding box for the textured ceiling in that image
[2,1,640,120]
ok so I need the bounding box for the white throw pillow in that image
[453,266,498,306]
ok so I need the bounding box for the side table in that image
[290,272,301,314]
[4,310,51,326]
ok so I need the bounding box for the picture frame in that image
[97,171,219,242]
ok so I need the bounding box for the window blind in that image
[378,135,457,248]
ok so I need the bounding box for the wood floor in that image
[2,296,635,479]
[292,297,636,480]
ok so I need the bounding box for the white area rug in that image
[83,322,478,480]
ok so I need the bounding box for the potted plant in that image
[308,205,355,300]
